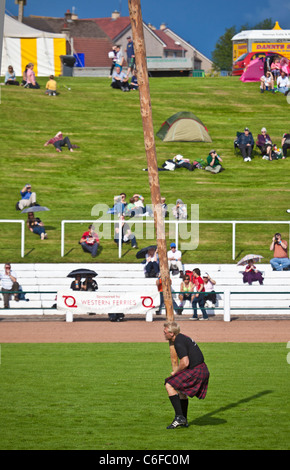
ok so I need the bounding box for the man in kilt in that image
[164,321,210,429]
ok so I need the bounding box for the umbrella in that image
[237,254,264,266]
[136,245,157,259]
[67,268,98,278]
[21,205,50,214]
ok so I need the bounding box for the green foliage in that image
[212,26,237,71]
[0,342,288,450]
[241,18,275,31]
[1,76,290,265]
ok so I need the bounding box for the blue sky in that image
[5,0,290,58]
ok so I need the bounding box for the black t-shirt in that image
[174,333,204,369]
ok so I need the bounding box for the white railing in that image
[1,219,289,261]
[0,220,25,257]
[61,219,290,259]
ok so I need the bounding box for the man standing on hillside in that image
[126,36,135,74]
[164,321,210,429]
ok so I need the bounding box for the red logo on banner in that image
[62,295,77,308]
[141,296,155,308]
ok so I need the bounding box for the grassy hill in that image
[1,75,290,264]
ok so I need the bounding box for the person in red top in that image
[190,268,208,320]
[79,224,99,258]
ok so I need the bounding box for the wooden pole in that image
[128,0,178,371]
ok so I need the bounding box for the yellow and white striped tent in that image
[1,14,66,77]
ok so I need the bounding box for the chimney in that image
[111,10,120,20]
[160,23,167,31]
[65,9,73,23]
[71,6,78,20]
[15,0,27,23]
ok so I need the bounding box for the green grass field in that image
[1,75,290,264]
[0,342,289,450]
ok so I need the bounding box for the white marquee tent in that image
[1,14,66,77]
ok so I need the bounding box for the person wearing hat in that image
[172,199,187,220]
[126,35,135,74]
[167,243,183,278]
[205,150,223,173]
[16,184,37,211]
[237,127,254,162]
[277,71,290,94]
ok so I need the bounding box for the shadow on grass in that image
[24,248,35,257]
[191,390,273,426]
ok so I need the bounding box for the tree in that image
[212,26,237,71]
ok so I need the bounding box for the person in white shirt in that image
[167,243,183,277]
[202,273,217,307]
[260,71,274,93]
[277,71,289,94]
[0,263,19,308]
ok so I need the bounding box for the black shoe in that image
[176,306,183,315]
[167,415,188,429]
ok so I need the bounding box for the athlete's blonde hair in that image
[164,321,180,336]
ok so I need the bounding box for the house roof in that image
[23,16,110,39]
[153,29,187,51]
[89,17,131,41]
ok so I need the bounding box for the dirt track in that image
[0,317,289,343]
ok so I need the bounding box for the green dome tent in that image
[156,111,212,143]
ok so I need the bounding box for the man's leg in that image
[280,258,290,271]
[198,295,209,320]
[18,195,36,210]
[63,136,73,151]
[270,258,282,271]
[81,242,92,255]
[282,144,289,158]
[165,382,188,429]
[191,297,198,319]
[91,243,99,258]
[2,289,10,308]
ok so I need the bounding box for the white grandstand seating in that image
[1,263,290,319]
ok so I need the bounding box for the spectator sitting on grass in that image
[205,150,223,174]
[111,65,130,92]
[260,71,274,93]
[45,75,57,96]
[80,224,100,258]
[114,215,138,248]
[16,184,37,211]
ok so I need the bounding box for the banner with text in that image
[57,290,160,315]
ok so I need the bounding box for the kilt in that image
[165,362,209,399]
